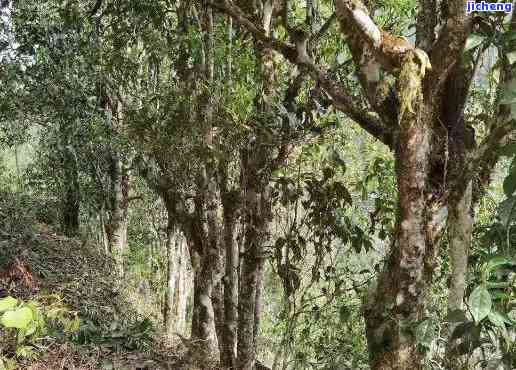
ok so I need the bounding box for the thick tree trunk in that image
[237,8,275,368]
[363,62,448,369]
[185,208,220,357]
[237,173,272,370]
[444,183,473,370]
[237,227,264,370]
[191,254,219,359]
[186,2,223,361]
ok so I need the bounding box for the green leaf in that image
[485,255,514,273]
[488,310,506,328]
[499,143,516,157]
[15,345,34,358]
[1,307,33,329]
[0,357,17,370]
[497,196,516,225]
[500,83,516,105]
[0,297,17,313]
[503,171,516,196]
[507,51,516,65]
[445,309,468,323]
[464,34,485,52]
[415,318,437,348]
[64,317,80,333]
[468,285,492,323]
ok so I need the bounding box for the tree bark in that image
[220,189,239,369]
[363,54,448,369]
[192,250,219,359]
[163,224,178,339]
[174,234,189,335]
[104,155,129,277]
[253,260,264,350]
[447,182,472,313]
[237,7,275,367]
[237,122,273,370]
[62,143,80,237]
[237,139,273,370]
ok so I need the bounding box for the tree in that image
[214,0,516,368]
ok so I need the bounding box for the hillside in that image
[0,192,187,370]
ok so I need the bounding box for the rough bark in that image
[364,93,434,369]
[237,123,273,369]
[104,155,129,277]
[174,234,189,335]
[444,183,472,368]
[220,186,240,368]
[209,1,516,369]
[253,260,264,349]
[163,223,178,338]
[188,2,223,361]
[236,6,275,368]
[181,185,220,361]
[237,136,273,369]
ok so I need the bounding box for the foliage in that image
[0,295,79,366]
[1,0,515,368]
[75,316,155,353]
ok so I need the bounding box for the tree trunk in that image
[174,234,189,335]
[163,225,178,339]
[253,260,264,350]
[237,171,272,370]
[443,182,473,370]
[237,227,262,370]
[62,144,80,237]
[191,254,219,359]
[447,181,472,313]
[186,208,219,359]
[213,257,225,358]
[186,2,222,361]
[363,60,448,369]
[104,155,129,277]
[237,7,275,368]
[220,190,239,369]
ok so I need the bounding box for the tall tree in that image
[214,0,516,368]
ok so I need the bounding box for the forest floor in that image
[0,194,202,369]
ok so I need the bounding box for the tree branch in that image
[310,12,336,44]
[211,0,394,148]
[335,0,415,72]
[428,0,471,89]
[416,0,437,51]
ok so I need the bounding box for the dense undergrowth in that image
[0,191,194,370]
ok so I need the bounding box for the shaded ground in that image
[0,192,204,369]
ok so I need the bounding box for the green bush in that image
[0,295,80,367]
